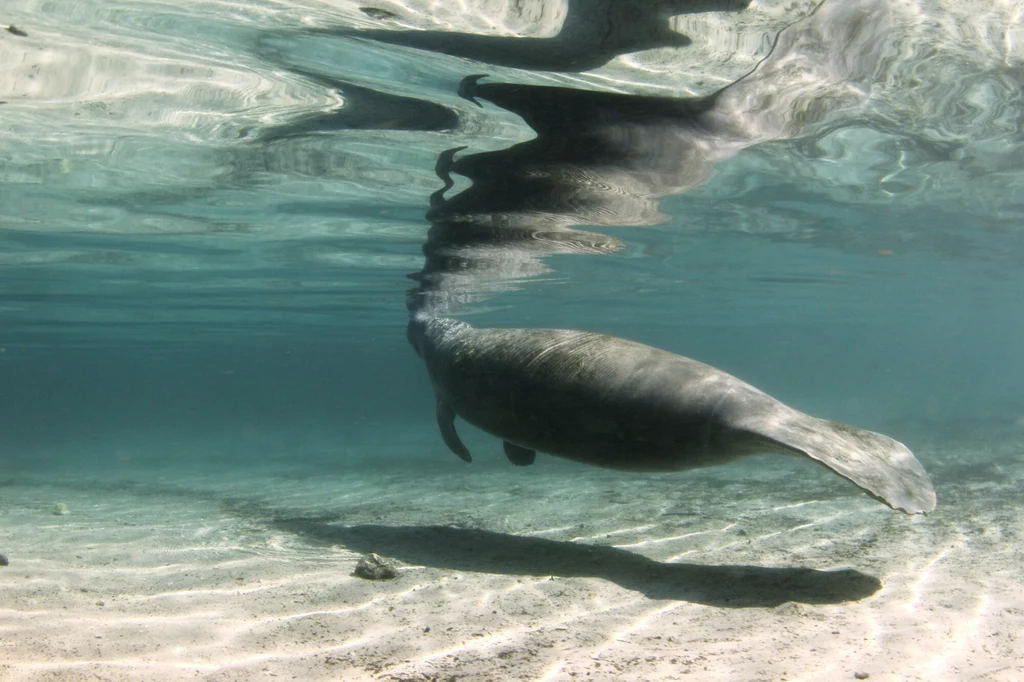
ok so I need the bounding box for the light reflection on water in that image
[0,1,1021,417]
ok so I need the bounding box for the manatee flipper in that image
[436,395,471,463]
[741,409,936,514]
[503,441,536,466]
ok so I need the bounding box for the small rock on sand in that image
[354,553,398,580]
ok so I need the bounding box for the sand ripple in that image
[2,442,1022,681]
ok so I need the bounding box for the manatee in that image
[408,315,936,514]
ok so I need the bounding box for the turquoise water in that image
[2,1,1022,468]
[1,1,1023,679]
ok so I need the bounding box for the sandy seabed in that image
[1,432,1022,682]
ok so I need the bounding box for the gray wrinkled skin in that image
[409,316,936,515]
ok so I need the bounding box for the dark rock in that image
[354,553,398,580]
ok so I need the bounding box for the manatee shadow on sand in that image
[272,520,880,607]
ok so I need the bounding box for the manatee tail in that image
[748,410,936,514]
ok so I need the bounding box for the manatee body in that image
[407,316,936,515]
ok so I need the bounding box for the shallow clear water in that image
[1,1,1023,680]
